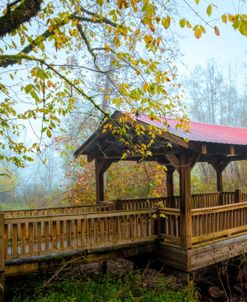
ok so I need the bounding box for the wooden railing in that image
[115,196,180,210]
[4,209,156,261]
[158,208,180,245]
[3,203,115,218]
[115,191,247,211]
[4,191,246,220]
[192,193,220,208]
[221,192,236,205]
[242,192,247,201]
[192,201,247,244]
[3,191,247,265]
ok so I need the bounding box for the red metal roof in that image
[135,114,247,146]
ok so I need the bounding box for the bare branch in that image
[77,24,97,62]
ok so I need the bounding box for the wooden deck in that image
[1,191,247,278]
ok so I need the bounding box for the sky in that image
[175,0,247,91]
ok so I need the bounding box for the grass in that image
[8,269,200,302]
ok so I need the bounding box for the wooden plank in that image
[21,223,26,255]
[28,223,34,254]
[59,221,64,249]
[45,221,50,252]
[81,219,85,247]
[0,214,4,272]
[94,218,98,245]
[66,220,71,248]
[52,221,57,250]
[37,222,42,254]
[179,149,192,249]
[12,224,18,258]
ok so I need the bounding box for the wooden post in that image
[166,166,175,197]
[235,189,242,203]
[216,170,223,192]
[216,170,223,205]
[211,160,229,206]
[95,159,104,203]
[0,213,5,302]
[179,150,192,250]
[95,159,112,203]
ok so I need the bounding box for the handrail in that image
[192,200,247,215]
[2,203,115,217]
[4,208,157,262]
[4,208,156,223]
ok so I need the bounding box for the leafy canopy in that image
[0,0,246,166]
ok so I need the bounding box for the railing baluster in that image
[28,222,34,254]
[12,224,18,258]
[21,223,26,255]
[37,222,41,253]
[52,221,57,250]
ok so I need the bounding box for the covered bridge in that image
[74,110,247,271]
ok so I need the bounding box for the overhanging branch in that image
[0,0,43,37]
[0,53,109,118]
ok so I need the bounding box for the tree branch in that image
[1,11,120,68]
[0,53,110,118]
[0,0,43,37]
[77,24,97,62]
[79,6,120,28]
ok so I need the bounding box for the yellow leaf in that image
[104,44,111,52]
[194,27,202,39]
[143,82,149,92]
[228,15,235,22]
[179,19,185,28]
[221,14,227,24]
[135,29,140,36]
[186,20,192,28]
[162,16,171,29]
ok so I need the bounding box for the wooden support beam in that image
[166,166,175,197]
[0,274,4,302]
[211,159,230,193]
[95,159,113,203]
[0,214,4,273]
[179,149,192,250]
[229,145,235,156]
[0,214,4,302]
[216,170,223,192]
[201,143,207,155]
[165,153,179,171]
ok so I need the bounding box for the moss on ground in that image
[8,267,199,302]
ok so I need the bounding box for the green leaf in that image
[46,129,52,138]
[239,20,247,36]
[206,5,212,16]
[24,84,33,94]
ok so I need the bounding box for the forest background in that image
[0,0,247,209]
